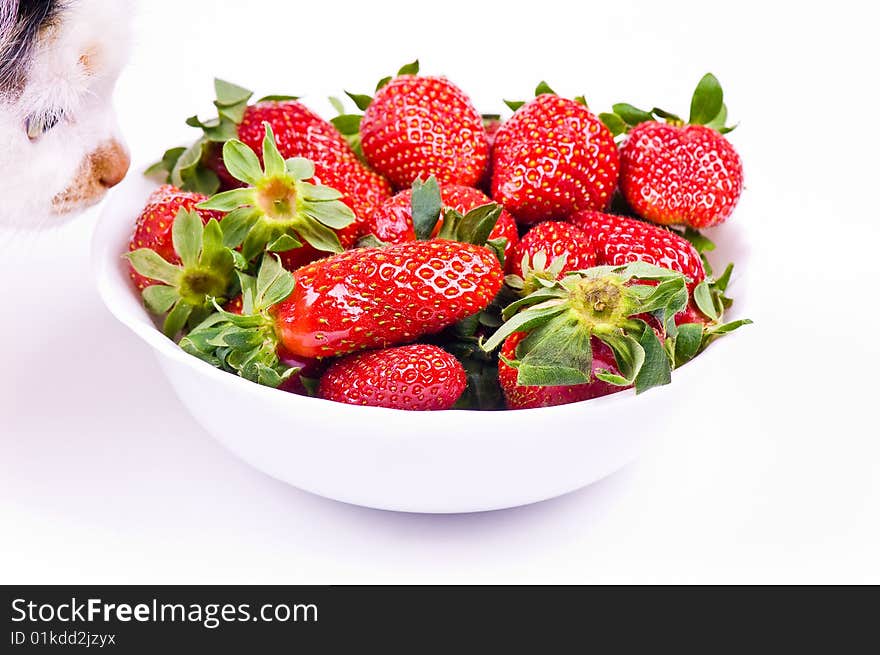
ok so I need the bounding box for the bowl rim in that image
[92,172,749,421]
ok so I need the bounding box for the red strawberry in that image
[568,211,705,282]
[236,100,392,223]
[127,185,223,291]
[177,80,391,241]
[607,73,743,228]
[197,125,360,270]
[368,184,519,262]
[182,242,504,385]
[508,221,596,279]
[318,344,466,410]
[360,75,489,189]
[491,93,619,225]
[277,240,503,358]
[620,123,742,228]
[499,332,624,409]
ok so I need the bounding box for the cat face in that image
[0,0,131,225]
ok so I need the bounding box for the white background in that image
[1,0,879,583]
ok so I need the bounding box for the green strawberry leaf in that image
[689,73,724,125]
[266,234,303,253]
[261,123,286,177]
[170,138,219,195]
[573,95,588,107]
[144,147,186,180]
[345,91,373,111]
[182,165,220,196]
[515,315,594,386]
[331,114,362,136]
[673,322,704,367]
[214,79,252,109]
[486,237,508,267]
[356,234,386,249]
[255,255,295,309]
[397,59,419,76]
[184,115,238,142]
[454,203,502,247]
[285,157,315,180]
[199,219,230,269]
[534,80,556,96]
[705,103,728,131]
[652,107,683,123]
[221,139,263,186]
[126,249,181,286]
[693,280,719,321]
[299,183,343,201]
[481,303,568,352]
[679,227,716,254]
[197,188,255,212]
[142,284,179,315]
[713,262,734,294]
[706,318,753,336]
[328,96,345,114]
[163,299,193,339]
[375,76,392,92]
[219,207,260,248]
[255,94,299,103]
[612,103,654,126]
[633,322,671,393]
[595,332,645,387]
[301,199,356,229]
[171,208,203,269]
[411,176,443,241]
[504,99,526,112]
[240,221,273,262]
[294,218,343,253]
[599,112,628,137]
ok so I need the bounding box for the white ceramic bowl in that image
[93,173,749,513]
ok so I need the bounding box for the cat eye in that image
[25,111,64,141]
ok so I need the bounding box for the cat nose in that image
[93,139,130,188]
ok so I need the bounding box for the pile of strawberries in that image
[127,62,749,411]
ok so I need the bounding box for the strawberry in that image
[127,185,223,291]
[483,262,694,397]
[602,73,743,228]
[508,221,596,282]
[357,63,489,189]
[568,211,705,283]
[318,344,467,410]
[235,100,392,225]
[569,210,719,328]
[499,332,625,409]
[152,80,391,242]
[197,124,358,268]
[181,242,504,385]
[491,87,619,225]
[368,182,519,262]
[126,206,236,338]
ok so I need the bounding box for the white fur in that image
[0,0,131,226]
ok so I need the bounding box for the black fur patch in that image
[1,0,65,94]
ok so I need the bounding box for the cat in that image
[0,0,131,226]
